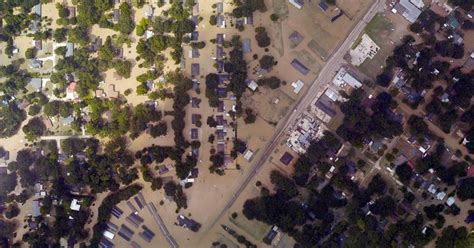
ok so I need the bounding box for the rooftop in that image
[393,0,421,23]
[291,59,309,75]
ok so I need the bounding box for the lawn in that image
[229,215,270,241]
[357,13,395,78]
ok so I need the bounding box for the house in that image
[29,20,40,32]
[216,15,225,28]
[217,60,224,72]
[290,59,309,75]
[113,9,120,23]
[242,38,252,54]
[32,4,42,17]
[216,46,224,59]
[191,31,199,41]
[263,226,279,245]
[445,15,460,29]
[189,48,200,58]
[32,200,41,217]
[106,84,119,98]
[33,40,42,50]
[191,128,198,139]
[66,82,79,100]
[217,101,225,112]
[144,4,153,18]
[191,114,200,125]
[140,225,155,242]
[246,79,258,91]
[30,59,42,68]
[28,78,43,92]
[216,2,224,14]
[66,42,74,57]
[67,6,76,18]
[216,33,225,45]
[191,63,200,77]
[393,0,421,23]
[61,115,74,126]
[244,149,254,161]
[291,80,304,94]
[280,152,294,166]
[464,52,474,70]
[117,225,134,241]
[244,13,253,25]
[289,0,304,9]
[177,214,200,231]
[191,97,200,108]
[70,199,81,211]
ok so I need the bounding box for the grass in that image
[229,215,270,241]
[356,13,394,78]
[364,13,393,44]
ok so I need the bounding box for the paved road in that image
[146,202,179,248]
[202,0,386,237]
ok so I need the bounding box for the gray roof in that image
[216,47,224,59]
[61,116,74,125]
[216,15,224,27]
[118,224,134,241]
[32,200,41,217]
[216,2,223,13]
[191,31,199,41]
[394,0,421,23]
[191,63,200,76]
[29,78,42,91]
[32,4,41,16]
[66,43,74,57]
[30,59,42,68]
[242,39,252,54]
[113,9,120,22]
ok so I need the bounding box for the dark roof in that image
[191,15,198,25]
[99,238,114,248]
[111,206,123,218]
[159,165,169,175]
[217,87,227,98]
[127,213,144,227]
[217,61,224,72]
[191,114,199,124]
[315,94,337,117]
[191,63,200,76]
[217,143,226,152]
[134,195,144,210]
[191,31,199,41]
[118,224,134,241]
[0,167,7,175]
[126,201,138,213]
[289,31,304,46]
[191,128,198,139]
[245,13,253,24]
[216,47,224,59]
[264,229,278,243]
[217,101,224,112]
[280,152,294,165]
[331,10,344,22]
[191,97,200,108]
[216,115,225,126]
[290,59,309,75]
[216,130,225,140]
[140,225,155,242]
[190,168,199,178]
[319,1,328,10]
[218,74,230,83]
[216,34,225,45]
[177,214,199,230]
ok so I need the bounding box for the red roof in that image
[467,165,474,177]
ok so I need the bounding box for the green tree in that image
[22,117,46,141]
[25,47,37,59]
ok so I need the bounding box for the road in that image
[146,202,179,248]
[202,0,386,237]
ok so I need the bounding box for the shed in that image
[34,40,42,50]
[70,199,81,211]
[216,2,224,13]
[288,0,303,9]
[246,79,258,91]
[291,80,304,94]
[318,1,328,11]
[245,13,253,25]
[216,15,225,28]
[216,46,224,59]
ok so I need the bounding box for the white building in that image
[288,0,303,9]
[287,114,324,154]
[70,199,81,211]
[333,68,362,89]
[291,80,304,94]
[350,34,380,66]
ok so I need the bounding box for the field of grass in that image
[229,215,270,241]
[357,13,395,78]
